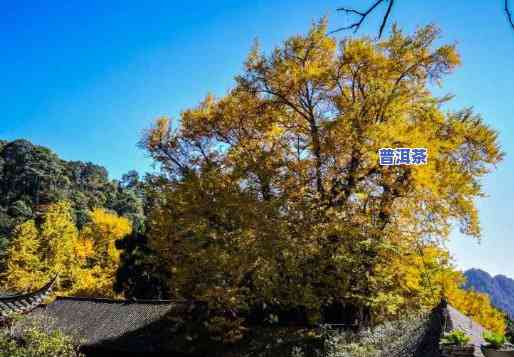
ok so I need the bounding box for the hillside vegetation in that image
[0,139,168,298]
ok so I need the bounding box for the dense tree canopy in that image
[0,138,172,300]
[141,20,503,332]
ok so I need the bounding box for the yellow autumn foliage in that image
[76,208,132,296]
[378,243,505,333]
[141,19,503,334]
[1,203,132,298]
[2,220,46,290]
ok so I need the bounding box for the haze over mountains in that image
[464,268,514,318]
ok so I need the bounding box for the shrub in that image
[483,331,509,349]
[0,316,82,357]
[440,330,471,346]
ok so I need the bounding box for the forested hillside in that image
[0,139,164,297]
[0,140,145,241]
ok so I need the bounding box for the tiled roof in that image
[19,296,191,352]
[3,288,492,356]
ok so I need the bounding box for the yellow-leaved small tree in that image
[75,208,132,297]
[2,220,46,290]
[2,203,131,298]
[3,201,82,295]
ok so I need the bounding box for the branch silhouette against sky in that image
[333,0,514,37]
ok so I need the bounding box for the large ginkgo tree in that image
[141,20,503,334]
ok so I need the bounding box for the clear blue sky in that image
[2,1,513,277]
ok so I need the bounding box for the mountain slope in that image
[464,269,514,318]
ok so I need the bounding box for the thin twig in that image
[331,0,394,38]
[506,0,514,30]
[331,0,387,34]
[379,0,395,38]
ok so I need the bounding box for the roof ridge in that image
[55,296,188,304]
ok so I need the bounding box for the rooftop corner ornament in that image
[378,148,427,166]
[0,277,56,320]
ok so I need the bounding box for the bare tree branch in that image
[378,0,395,37]
[333,1,513,39]
[506,0,514,30]
[331,0,394,37]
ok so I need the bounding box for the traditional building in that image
[22,296,191,356]
[0,281,492,357]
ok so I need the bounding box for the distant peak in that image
[465,268,491,277]
[494,274,514,281]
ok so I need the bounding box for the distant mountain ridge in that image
[464,268,514,318]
